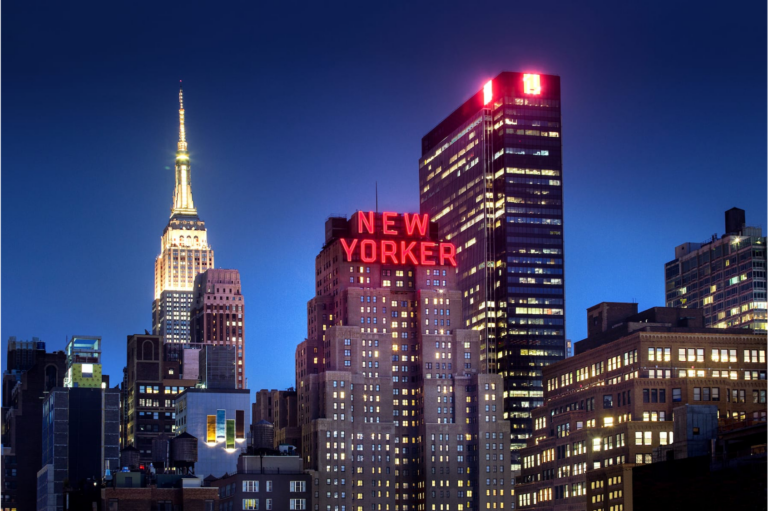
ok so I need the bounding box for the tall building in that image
[37,386,121,511]
[297,211,510,511]
[665,207,766,331]
[190,269,246,389]
[121,334,198,462]
[1,340,65,511]
[419,72,566,467]
[514,302,766,511]
[152,85,215,355]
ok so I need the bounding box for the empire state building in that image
[152,85,214,354]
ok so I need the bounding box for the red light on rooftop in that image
[483,80,493,105]
[523,74,541,95]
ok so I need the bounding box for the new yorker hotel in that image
[296,211,510,511]
[420,72,565,467]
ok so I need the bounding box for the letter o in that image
[360,240,377,263]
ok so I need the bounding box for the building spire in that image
[178,81,187,153]
[172,81,196,216]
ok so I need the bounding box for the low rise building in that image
[174,388,250,479]
[515,302,767,511]
[210,454,310,511]
[102,472,219,511]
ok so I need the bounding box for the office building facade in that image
[665,207,766,331]
[297,211,510,511]
[37,387,121,511]
[152,85,215,354]
[190,269,246,389]
[419,72,566,467]
[514,302,767,511]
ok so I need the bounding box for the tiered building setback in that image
[297,211,511,511]
[153,85,215,355]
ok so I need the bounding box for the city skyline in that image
[2,1,766,397]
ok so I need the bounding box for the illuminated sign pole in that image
[339,212,457,267]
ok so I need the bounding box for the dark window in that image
[643,389,649,403]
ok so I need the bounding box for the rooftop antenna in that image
[375,181,378,213]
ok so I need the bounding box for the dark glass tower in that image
[419,72,566,469]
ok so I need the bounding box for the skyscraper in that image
[297,211,510,511]
[152,85,215,355]
[665,208,766,331]
[419,72,566,468]
[190,268,246,389]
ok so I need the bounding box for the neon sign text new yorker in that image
[340,212,457,267]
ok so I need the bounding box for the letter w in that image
[404,213,429,236]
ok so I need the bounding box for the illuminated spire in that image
[172,81,196,216]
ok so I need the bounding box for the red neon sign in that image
[404,212,428,236]
[358,211,375,234]
[382,212,397,235]
[342,212,457,267]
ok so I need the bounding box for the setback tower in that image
[297,211,510,511]
[152,85,215,356]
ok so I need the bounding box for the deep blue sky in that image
[3,1,766,395]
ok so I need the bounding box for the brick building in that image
[514,302,767,511]
[210,454,310,511]
[253,389,301,451]
[102,473,218,511]
[121,334,198,461]
[297,211,510,511]
[191,269,246,389]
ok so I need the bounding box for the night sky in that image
[3,1,766,395]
